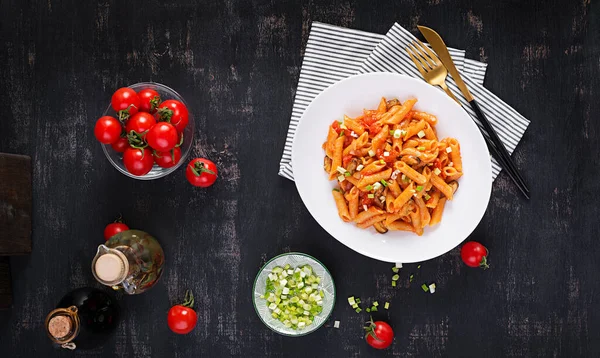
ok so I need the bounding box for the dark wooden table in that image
[1,0,598,356]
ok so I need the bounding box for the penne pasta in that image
[391,182,414,212]
[388,220,414,232]
[323,97,462,235]
[356,214,387,229]
[429,197,447,226]
[332,190,351,222]
[430,173,453,200]
[394,161,427,184]
[329,136,345,180]
[357,168,392,189]
[344,115,366,136]
[355,206,385,224]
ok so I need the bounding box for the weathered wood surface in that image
[0,0,598,356]
[0,153,32,256]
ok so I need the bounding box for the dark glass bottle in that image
[44,287,119,350]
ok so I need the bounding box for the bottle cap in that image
[94,252,128,284]
[48,315,71,338]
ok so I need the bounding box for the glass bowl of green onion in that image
[252,252,336,336]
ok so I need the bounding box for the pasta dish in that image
[322,97,462,235]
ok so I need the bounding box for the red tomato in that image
[343,134,353,147]
[94,116,122,144]
[111,87,140,120]
[125,112,156,139]
[359,192,373,207]
[110,137,130,153]
[331,121,342,134]
[167,290,198,334]
[342,155,353,168]
[377,149,398,163]
[461,241,490,269]
[185,158,218,187]
[123,148,154,176]
[156,100,189,133]
[153,147,181,168]
[365,319,394,349]
[104,222,129,241]
[146,122,178,151]
[137,88,161,113]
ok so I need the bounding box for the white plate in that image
[252,253,335,336]
[292,73,492,263]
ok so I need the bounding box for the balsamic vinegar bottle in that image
[45,287,119,350]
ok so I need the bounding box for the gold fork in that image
[405,39,458,103]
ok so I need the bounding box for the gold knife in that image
[418,25,530,197]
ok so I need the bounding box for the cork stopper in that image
[48,315,71,339]
[94,253,127,284]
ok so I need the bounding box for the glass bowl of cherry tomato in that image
[97,82,195,180]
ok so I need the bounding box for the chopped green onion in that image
[379,159,385,164]
[338,121,343,124]
[400,130,407,137]
[368,149,375,157]
[264,264,323,330]
[384,302,390,310]
[339,123,347,130]
[366,185,373,191]
[373,182,382,190]
[421,284,429,292]
[355,307,362,313]
[389,130,394,135]
[339,130,344,137]
[392,274,399,281]
[392,267,399,273]
[416,186,423,192]
[429,283,436,294]
[368,194,375,199]
[371,306,378,312]
[417,130,425,138]
[393,129,402,138]
[355,298,361,304]
[344,172,351,177]
[352,303,358,309]
[336,166,347,174]
[409,274,414,282]
[348,296,356,305]
[392,281,397,287]
[366,308,371,313]
[424,194,431,200]
[417,265,421,269]
[332,188,341,192]
[417,146,426,151]
[373,301,379,307]
[380,179,388,187]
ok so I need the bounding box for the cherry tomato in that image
[157,100,189,133]
[94,116,122,144]
[146,122,178,151]
[331,120,342,134]
[342,155,353,168]
[153,147,181,168]
[137,88,161,113]
[104,221,129,241]
[110,137,130,153]
[167,290,198,334]
[123,148,154,176]
[111,87,140,120]
[185,158,218,187]
[365,318,394,349]
[125,112,156,139]
[461,241,490,269]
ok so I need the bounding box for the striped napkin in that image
[279,22,529,181]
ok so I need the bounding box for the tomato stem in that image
[479,256,490,270]
[113,214,124,224]
[150,96,161,112]
[364,316,384,342]
[190,162,216,177]
[117,104,136,122]
[182,290,194,309]
[156,107,173,122]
